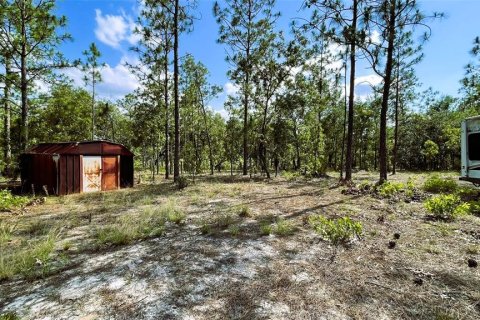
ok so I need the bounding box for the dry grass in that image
[0,171,479,319]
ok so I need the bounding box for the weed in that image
[24,221,51,236]
[238,205,252,218]
[466,245,479,255]
[376,181,405,198]
[214,213,235,229]
[0,312,20,320]
[159,200,186,224]
[0,232,57,280]
[423,175,457,193]
[0,190,29,211]
[93,207,166,246]
[228,224,240,236]
[62,240,73,251]
[0,222,16,246]
[308,215,362,246]
[424,194,470,220]
[260,223,273,236]
[272,218,295,236]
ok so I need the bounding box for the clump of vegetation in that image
[237,205,252,218]
[260,218,295,236]
[0,223,16,246]
[175,176,189,189]
[94,207,167,246]
[160,200,186,224]
[423,175,458,193]
[0,190,29,211]
[213,213,236,229]
[308,215,363,246]
[424,194,470,220]
[376,181,405,198]
[0,232,57,281]
[0,312,20,320]
[228,224,240,236]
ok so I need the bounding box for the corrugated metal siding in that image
[20,154,57,195]
[58,155,81,195]
[27,141,133,156]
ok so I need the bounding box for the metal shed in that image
[20,141,134,195]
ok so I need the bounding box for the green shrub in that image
[175,176,189,189]
[308,215,362,245]
[0,190,29,211]
[424,194,469,220]
[423,175,457,193]
[468,200,480,216]
[376,181,405,198]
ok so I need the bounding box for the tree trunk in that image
[20,24,28,151]
[340,54,348,179]
[392,50,400,175]
[164,44,170,180]
[345,0,358,182]
[173,0,180,182]
[379,0,396,184]
[3,53,12,177]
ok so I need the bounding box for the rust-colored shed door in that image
[83,156,102,192]
[102,156,119,191]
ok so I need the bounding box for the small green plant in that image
[228,224,240,236]
[467,200,480,216]
[423,175,457,193]
[213,213,235,229]
[260,222,273,236]
[0,190,29,211]
[62,240,73,251]
[272,218,295,236]
[0,312,20,320]
[376,181,405,198]
[176,176,189,190]
[238,205,252,218]
[424,194,470,220]
[308,215,363,246]
[466,245,479,255]
[0,222,16,246]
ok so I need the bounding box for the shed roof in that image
[24,140,134,156]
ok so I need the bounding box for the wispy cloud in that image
[94,9,139,49]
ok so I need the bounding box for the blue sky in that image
[55,0,480,113]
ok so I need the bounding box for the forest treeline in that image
[1,0,480,184]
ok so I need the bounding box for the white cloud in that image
[63,55,140,100]
[94,9,140,49]
[224,82,239,95]
[355,74,383,87]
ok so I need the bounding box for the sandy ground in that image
[0,172,479,319]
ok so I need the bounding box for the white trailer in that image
[460,115,480,185]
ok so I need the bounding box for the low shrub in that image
[423,175,457,193]
[424,194,469,220]
[175,176,189,190]
[0,190,29,211]
[376,181,405,198]
[308,215,362,246]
